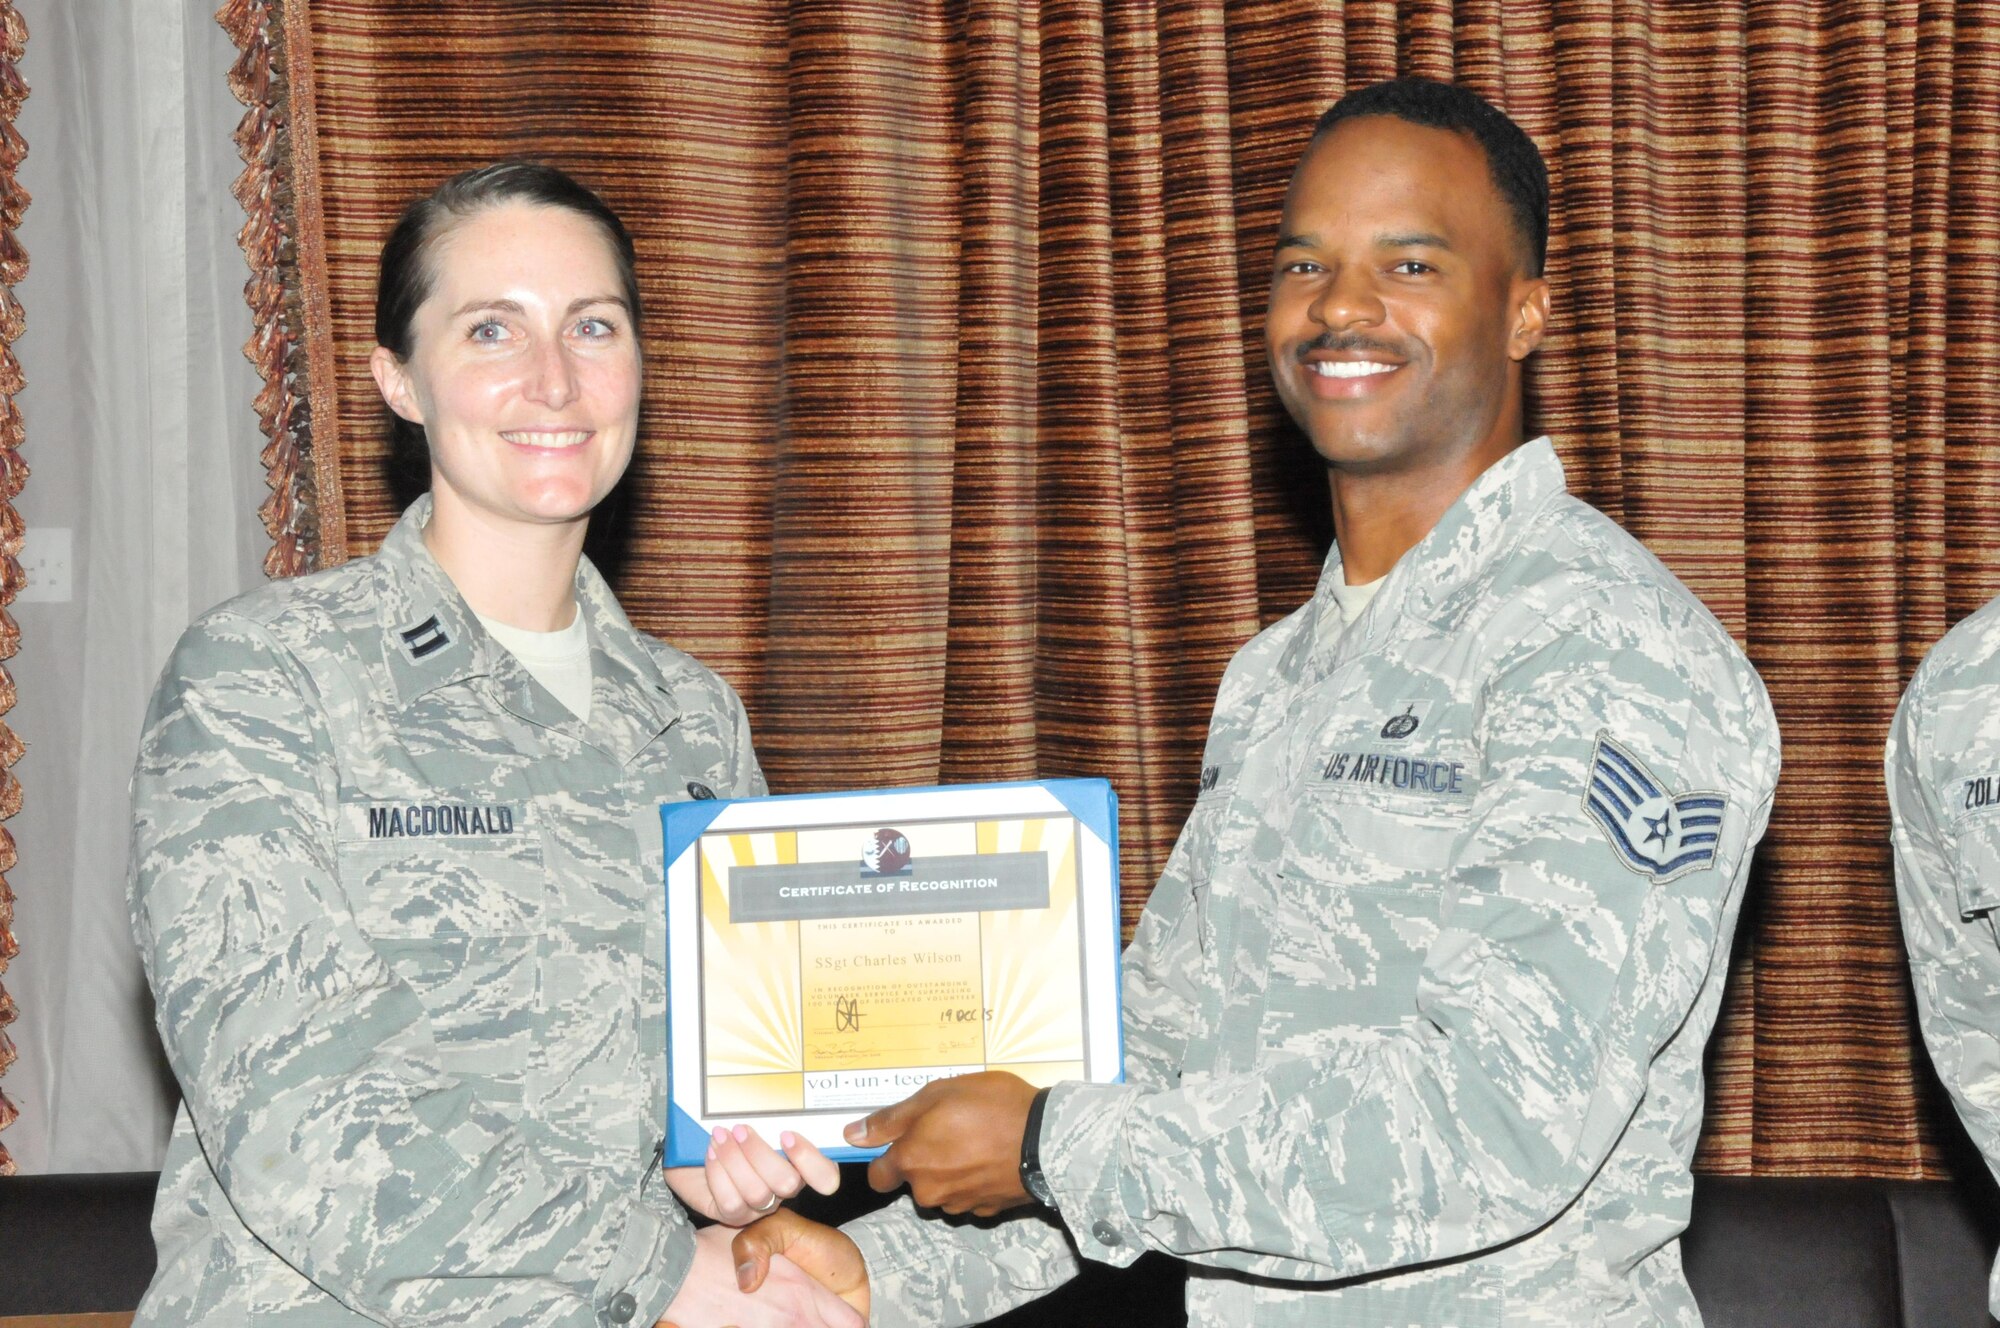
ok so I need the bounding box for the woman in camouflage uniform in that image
[128,164,853,1328]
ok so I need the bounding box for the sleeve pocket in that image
[1950,814,2000,922]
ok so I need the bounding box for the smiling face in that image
[369,201,641,542]
[1265,115,1547,487]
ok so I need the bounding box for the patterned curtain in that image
[220,0,2000,1179]
[0,0,27,1177]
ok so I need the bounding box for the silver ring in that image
[750,1194,781,1216]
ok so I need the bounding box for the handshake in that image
[659,1071,1045,1328]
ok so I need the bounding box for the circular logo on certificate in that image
[860,828,913,876]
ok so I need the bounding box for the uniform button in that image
[605,1291,638,1324]
[1090,1220,1122,1246]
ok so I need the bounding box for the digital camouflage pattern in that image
[129,497,764,1328]
[1888,591,2000,1317]
[848,439,1781,1328]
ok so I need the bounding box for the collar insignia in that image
[399,614,450,661]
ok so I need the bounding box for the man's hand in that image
[731,1209,869,1322]
[843,1071,1038,1216]
[656,1223,861,1328]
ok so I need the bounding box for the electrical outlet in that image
[18,526,72,603]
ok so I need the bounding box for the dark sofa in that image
[3,1171,1995,1325]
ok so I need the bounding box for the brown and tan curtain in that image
[222,0,2000,1179]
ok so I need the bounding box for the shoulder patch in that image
[1583,733,1728,883]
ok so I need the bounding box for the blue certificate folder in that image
[660,778,1125,1166]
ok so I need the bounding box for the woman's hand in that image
[665,1126,840,1227]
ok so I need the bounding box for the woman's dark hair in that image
[374,161,642,485]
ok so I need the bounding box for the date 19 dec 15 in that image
[822,996,993,1033]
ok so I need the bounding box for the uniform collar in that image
[376,496,681,763]
[574,550,687,765]
[1303,437,1567,661]
[377,497,485,709]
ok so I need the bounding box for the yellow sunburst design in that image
[981,817,1087,1066]
[707,1072,807,1114]
[699,833,804,1078]
[694,812,1093,1103]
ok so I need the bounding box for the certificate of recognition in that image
[660,779,1122,1164]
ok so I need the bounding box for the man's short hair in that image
[1313,78,1549,277]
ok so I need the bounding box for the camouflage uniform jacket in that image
[128,497,765,1328]
[1888,592,2000,1316]
[848,438,1780,1327]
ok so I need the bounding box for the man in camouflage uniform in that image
[129,494,831,1327]
[1889,595,2000,1318]
[737,77,1780,1328]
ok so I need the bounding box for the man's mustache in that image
[1295,331,1408,361]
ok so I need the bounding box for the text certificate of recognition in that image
[660,778,1122,1165]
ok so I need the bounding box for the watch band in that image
[1019,1085,1055,1208]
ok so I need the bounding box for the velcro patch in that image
[1583,734,1727,883]
[1319,749,1471,800]
[1960,773,2000,817]
[363,802,520,838]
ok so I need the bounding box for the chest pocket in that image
[1295,774,1470,873]
[337,797,548,1107]
[1260,780,1469,1045]
[1948,811,2000,947]
[1279,679,1477,870]
[1257,685,1478,1047]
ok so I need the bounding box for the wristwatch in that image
[1018,1086,1055,1207]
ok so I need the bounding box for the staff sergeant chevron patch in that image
[1583,733,1728,883]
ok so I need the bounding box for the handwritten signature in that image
[834,996,863,1032]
